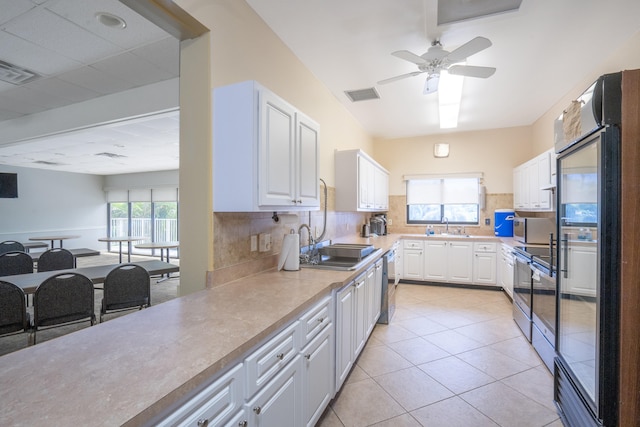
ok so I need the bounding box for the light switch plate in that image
[258,233,271,252]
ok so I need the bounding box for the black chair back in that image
[0,251,33,276]
[0,241,25,255]
[37,248,74,272]
[101,264,150,322]
[0,280,29,337]
[31,273,95,344]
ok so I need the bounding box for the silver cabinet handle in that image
[238,421,247,427]
[276,353,284,360]
[305,353,311,359]
[253,406,262,415]
[316,317,324,323]
[197,419,209,427]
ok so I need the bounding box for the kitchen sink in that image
[300,242,381,271]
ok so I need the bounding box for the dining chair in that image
[0,251,33,276]
[0,241,25,255]
[100,264,150,323]
[0,280,30,341]
[37,248,74,272]
[30,273,95,345]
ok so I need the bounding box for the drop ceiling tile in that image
[23,77,101,103]
[91,51,174,87]
[4,7,121,65]
[45,0,172,49]
[131,37,180,75]
[56,65,135,94]
[0,30,82,75]
[7,85,75,109]
[0,87,48,114]
[0,0,37,25]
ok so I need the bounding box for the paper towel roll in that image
[278,232,300,271]
[276,213,298,225]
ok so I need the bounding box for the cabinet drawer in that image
[245,321,300,397]
[299,296,332,348]
[403,239,423,249]
[157,363,244,427]
[474,242,497,253]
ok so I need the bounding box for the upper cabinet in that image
[335,149,389,212]
[213,81,320,212]
[513,148,555,212]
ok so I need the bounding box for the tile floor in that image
[318,283,564,427]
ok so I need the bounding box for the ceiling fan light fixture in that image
[438,69,464,129]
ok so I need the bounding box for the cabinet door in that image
[373,260,383,323]
[365,267,377,336]
[296,112,320,207]
[358,157,374,209]
[246,355,303,427]
[474,252,497,285]
[565,246,597,297]
[373,167,389,210]
[513,167,524,209]
[447,241,473,283]
[259,90,296,207]
[335,284,354,391]
[527,160,540,209]
[537,151,552,210]
[403,249,424,280]
[302,325,333,427]
[353,275,367,357]
[424,241,447,282]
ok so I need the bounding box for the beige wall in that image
[373,126,532,195]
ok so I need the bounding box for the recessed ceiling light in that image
[95,12,127,29]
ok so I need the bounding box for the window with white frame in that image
[406,174,480,224]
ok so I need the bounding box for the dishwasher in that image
[377,243,398,324]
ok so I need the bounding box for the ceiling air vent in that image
[95,152,127,158]
[0,60,40,85]
[345,87,380,102]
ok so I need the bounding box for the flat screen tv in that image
[0,173,18,198]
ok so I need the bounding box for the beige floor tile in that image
[395,316,448,336]
[368,413,422,427]
[344,364,370,385]
[500,365,556,411]
[374,366,454,411]
[410,396,499,427]
[418,356,495,394]
[317,406,345,427]
[454,318,522,345]
[456,346,532,379]
[421,309,478,329]
[460,382,560,427]
[370,323,418,344]
[387,336,450,365]
[331,378,405,427]
[422,329,485,354]
[356,344,413,377]
[489,335,545,367]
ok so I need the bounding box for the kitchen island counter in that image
[0,234,399,426]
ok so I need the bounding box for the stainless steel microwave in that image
[513,217,555,244]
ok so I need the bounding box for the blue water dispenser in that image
[494,209,514,237]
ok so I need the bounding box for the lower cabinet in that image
[301,325,333,427]
[472,242,497,285]
[335,282,355,391]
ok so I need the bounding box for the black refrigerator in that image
[553,72,622,426]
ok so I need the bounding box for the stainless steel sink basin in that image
[300,242,382,271]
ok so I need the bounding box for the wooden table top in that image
[28,235,80,241]
[135,241,180,249]
[29,248,100,261]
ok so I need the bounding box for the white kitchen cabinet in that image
[353,273,368,358]
[447,241,474,283]
[335,282,354,391]
[245,355,303,427]
[372,259,383,325]
[300,317,333,427]
[213,80,320,212]
[335,149,389,212]
[473,242,497,285]
[498,244,515,298]
[513,148,554,212]
[402,240,424,280]
[423,240,447,281]
[155,363,244,427]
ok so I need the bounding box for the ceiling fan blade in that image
[377,71,424,85]
[391,50,426,65]
[423,75,440,94]
[448,65,496,78]
[446,36,492,63]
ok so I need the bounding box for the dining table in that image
[28,235,80,249]
[134,241,179,281]
[0,260,180,294]
[97,236,144,263]
[30,247,100,267]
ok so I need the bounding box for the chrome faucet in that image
[441,217,449,234]
[298,223,316,264]
[298,223,314,249]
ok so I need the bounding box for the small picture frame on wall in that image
[0,173,18,198]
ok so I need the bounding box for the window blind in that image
[407,177,479,204]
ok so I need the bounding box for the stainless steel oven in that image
[531,260,555,371]
[513,250,533,341]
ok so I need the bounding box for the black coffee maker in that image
[369,214,387,235]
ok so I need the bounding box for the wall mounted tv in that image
[0,173,18,198]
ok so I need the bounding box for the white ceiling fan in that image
[378,36,496,94]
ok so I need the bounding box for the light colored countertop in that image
[0,235,398,426]
[0,233,516,425]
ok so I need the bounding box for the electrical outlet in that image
[258,233,271,252]
[387,218,393,225]
[485,218,491,225]
[250,235,257,252]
